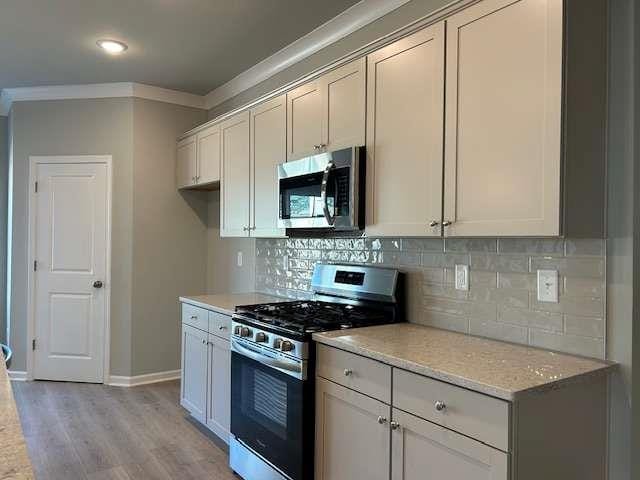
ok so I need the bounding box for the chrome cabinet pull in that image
[390,421,401,430]
[377,416,387,425]
[429,220,439,227]
[343,369,353,377]
[442,220,453,227]
[218,325,227,331]
[434,400,447,412]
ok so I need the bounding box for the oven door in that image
[230,343,312,480]
[277,146,364,230]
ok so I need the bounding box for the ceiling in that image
[0,0,361,95]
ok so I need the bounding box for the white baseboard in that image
[7,370,28,381]
[107,369,181,387]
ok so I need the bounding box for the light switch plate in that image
[237,251,243,267]
[537,269,558,303]
[455,264,469,291]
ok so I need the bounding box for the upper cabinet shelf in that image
[177,0,606,239]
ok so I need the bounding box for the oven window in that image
[243,367,288,439]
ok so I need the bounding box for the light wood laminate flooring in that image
[11,380,235,480]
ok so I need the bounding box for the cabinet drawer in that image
[181,303,208,332]
[317,345,391,403]
[393,368,510,451]
[209,311,231,340]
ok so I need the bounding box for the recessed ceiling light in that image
[97,39,128,55]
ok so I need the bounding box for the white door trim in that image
[27,155,113,383]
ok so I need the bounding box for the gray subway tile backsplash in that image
[255,237,606,359]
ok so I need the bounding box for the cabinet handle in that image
[434,400,447,412]
[243,226,249,232]
[314,145,321,150]
[201,339,206,345]
[442,220,453,227]
[343,369,353,377]
[190,315,198,320]
[218,325,227,331]
[390,421,401,431]
[377,416,387,425]
[429,220,439,227]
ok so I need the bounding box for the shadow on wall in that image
[179,189,208,225]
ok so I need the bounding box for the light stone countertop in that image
[0,353,35,479]
[313,323,616,401]
[179,293,288,315]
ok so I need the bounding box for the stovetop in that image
[234,300,399,339]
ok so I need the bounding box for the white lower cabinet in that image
[180,323,208,422]
[180,303,231,443]
[206,333,231,442]
[391,408,508,480]
[315,378,390,480]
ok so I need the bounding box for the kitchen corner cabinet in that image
[315,344,607,480]
[287,57,365,161]
[365,22,445,237]
[177,124,221,190]
[220,111,251,237]
[180,303,231,443]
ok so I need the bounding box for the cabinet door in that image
[180,324,208,422]
[206,334,231,443]
[286,80,323,160]
[197,124,221,185]
[391,408,508,480]
[315,378,390,480]
[220,111,251,237]
[176,135,197,189]
[443,0,563,236]
[322,58,366,151]
[365,22,445,237]
[250,95,287,238]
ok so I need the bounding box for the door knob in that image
[93,280,103,289]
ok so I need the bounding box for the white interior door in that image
[32,158,110,383]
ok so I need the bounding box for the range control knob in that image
[255,332,268,343]
[233,325,242,335]
[273,338,283,350]
[280,340,294,352]
[240,327,252,338]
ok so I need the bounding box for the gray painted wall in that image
[208,0,453,118]
[606,1,635,479]
[0,116,7,345]
[9,98,135,375]
[8,97,206,377]
[130,98,207,376]
[205,191,255,295]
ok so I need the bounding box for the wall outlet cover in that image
[455,264,469,291]
[237,251,243,267]
[537,269,559,303]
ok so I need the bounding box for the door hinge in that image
[34,181,38,193]
[33,260,37,271]
[32,339,36,351]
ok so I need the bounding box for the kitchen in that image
[0,0,636,479]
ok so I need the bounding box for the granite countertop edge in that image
[312,328,616,401]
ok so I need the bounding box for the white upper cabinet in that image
[443,0,563,236]
[287,58,365,161]
[196,124,221,185]
[176,135,198,189]
[365,23,445,237]
[250,95,287,238]
[220,111,251,237]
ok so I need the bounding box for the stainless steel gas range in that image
[229,263,404,480]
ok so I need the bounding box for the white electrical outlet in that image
[537,269,558,303]
[237,251,243,267]
[455,264,469,291]
[283,255,289,270]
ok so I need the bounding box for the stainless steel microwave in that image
[277,146,365,230]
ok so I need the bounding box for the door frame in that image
[26,155,113,383]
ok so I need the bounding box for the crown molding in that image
[0,82,206,114]
[203,0,411,110]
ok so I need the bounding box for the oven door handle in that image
[320,161,336,227]
[232,340,302,375]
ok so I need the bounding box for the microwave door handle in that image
[231,340,301,375]
[320,161,336,226]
